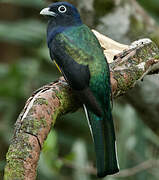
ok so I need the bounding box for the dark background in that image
[0,0,159,180]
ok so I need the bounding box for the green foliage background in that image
[0,0,159,180]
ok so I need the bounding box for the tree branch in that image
[113,159,159,178]
[61,158,159,178]
[4,31,159,180]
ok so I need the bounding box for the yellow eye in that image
[58,5,67,13]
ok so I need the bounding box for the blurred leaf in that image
[0,20,46,46]
[0,58,40,98]
[72,139,90,180]
[0,0,46,8]
[39,130,63,178]
[113,104,137,169]
[137,0,159,22]
[144,128,159,146]
[37,45,51,61]
[64,152,75,162]
[43,129,58,154]
[0,64,9,78]
[0,161,5,172]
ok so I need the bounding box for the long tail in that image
[83,105,119,178]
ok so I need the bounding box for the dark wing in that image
[50,38,90,90]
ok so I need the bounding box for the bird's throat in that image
[47,25,66,47]
[47,18,82,47]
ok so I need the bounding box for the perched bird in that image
[40,2,119,178]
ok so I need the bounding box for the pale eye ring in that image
[58,5,67,13]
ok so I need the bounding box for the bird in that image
[40,2,119,178]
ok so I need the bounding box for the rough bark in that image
[4,33,159,179]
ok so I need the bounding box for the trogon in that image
[40,2,119,178]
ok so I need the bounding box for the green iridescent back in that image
[55,24,111,107]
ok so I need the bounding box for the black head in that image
[40,2,82,27]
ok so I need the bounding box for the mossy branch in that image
[4,31,159,180]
